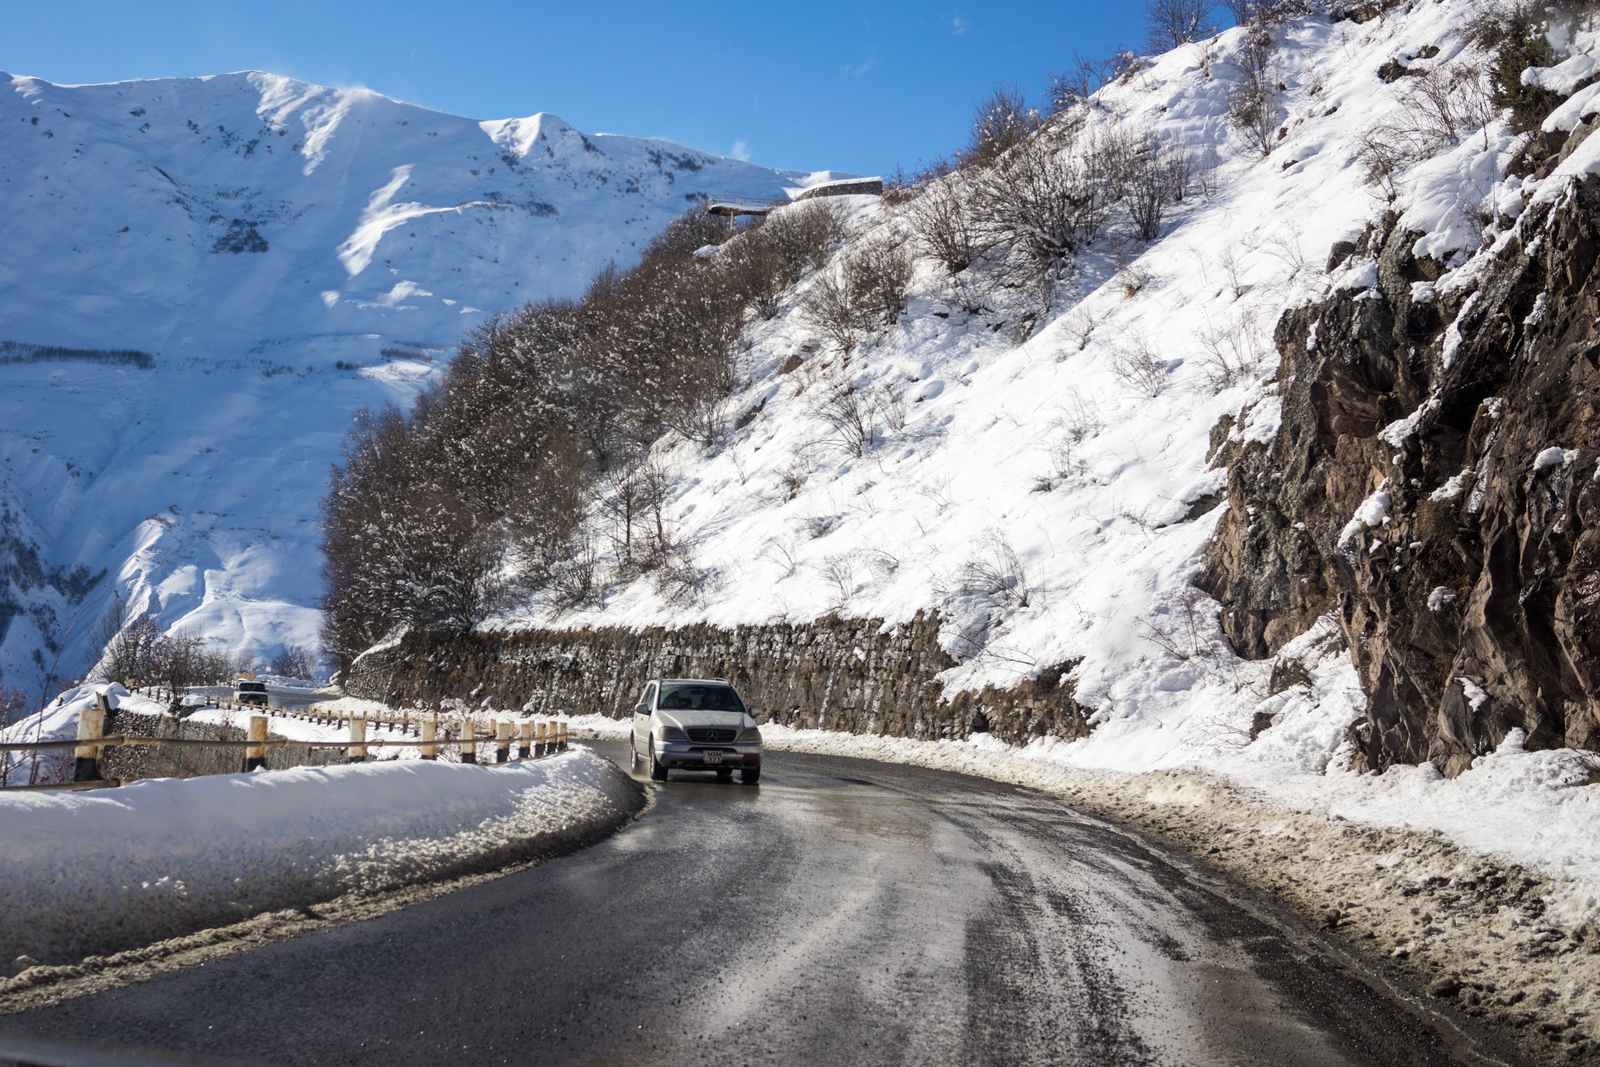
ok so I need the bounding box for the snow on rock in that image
[1533,445,1578,471]
[0,746,643,962]
[1339,480,1392,548]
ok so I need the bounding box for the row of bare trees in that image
[319,202,849,668]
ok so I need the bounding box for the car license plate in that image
[703,750,723,765]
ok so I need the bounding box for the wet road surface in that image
[3,743,1481,1066]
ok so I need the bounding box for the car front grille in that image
[687,727,737,744]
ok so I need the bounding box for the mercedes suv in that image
[631,678,762,784]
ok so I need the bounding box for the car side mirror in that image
[634,703,649,715]
[747,705,762,716]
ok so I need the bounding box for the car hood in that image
[656,710,754,732]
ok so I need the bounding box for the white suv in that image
[631,678,762,784]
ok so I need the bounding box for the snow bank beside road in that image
[0,748,644,964]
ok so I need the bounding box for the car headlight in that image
[736,728,762,744]
[657,726,687,742]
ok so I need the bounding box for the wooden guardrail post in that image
[459,721,477,764]
[245,715,268,772]
[533,720,546,758]
[518,721,531,760]
[495,721,511,764]
[421,714,437,760]
[74,694,109,782]
[558,719,568,752]
[348,717,367,763]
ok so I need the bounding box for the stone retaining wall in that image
[345,612,1087,747]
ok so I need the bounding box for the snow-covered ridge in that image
[0,70,845,690]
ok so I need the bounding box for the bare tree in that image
[965,83,1041,169]
[1227,27,1281,156]
[270,645,319,680]
[1145,0,1218,52]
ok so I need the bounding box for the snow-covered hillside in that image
[0,71,845,690]
[501,0,1545,771]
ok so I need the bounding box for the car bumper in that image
[653,743,762,769]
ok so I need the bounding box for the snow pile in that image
[0,746,643,963]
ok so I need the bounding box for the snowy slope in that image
[500,1,1576,807]
[0,71,846,690]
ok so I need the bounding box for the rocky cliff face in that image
[1201,160,1600,775]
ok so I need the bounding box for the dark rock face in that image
[345,612,1088,747]
[1201,175,1600,775]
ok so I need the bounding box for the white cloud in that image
[840,58,877,78]
[731,141,751,162]
[951,16,968,34]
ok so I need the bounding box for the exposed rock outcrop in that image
[1202,174,1600,775]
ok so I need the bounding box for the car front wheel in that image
[740,767,760,785]
[650,748,669,781]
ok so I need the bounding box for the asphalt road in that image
[3,742,1482,1067]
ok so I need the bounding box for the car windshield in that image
[239,682,267,692]
[658,684,745,713]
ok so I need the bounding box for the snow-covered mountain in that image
[0,70,847,691]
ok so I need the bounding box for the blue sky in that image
[1,1,1167,177]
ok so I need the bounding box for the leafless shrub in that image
[1145,0,1219,52]
[807,378,906,456]
[1217,246,1247,299]
[778,465,806,500]
[820,552,859,610]
[801,239,913,355]
[802,273,867,355]
[809,379,873,455]
[1227,27,1282,156]
[1195,145,1223,198]
[1110,241,1154,297]
[1356,62,1497,195]
[1109,331,1169,397]
[938,529,1031,608]
[757,200,848,279]
[1045,50,1134,113]
[1225,0,1329,25]
[969,125,1114,282]
[910,178,985,275]
[1198,313,1267,390]
[1061,306,1097,353]
[653,545,706,607]
[1127,140,1175,241]
[759,539,800,580]
[844,241,915,325]
[965,82,1043,169]
[1139,586,1222,661]
[545,531,604,615]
